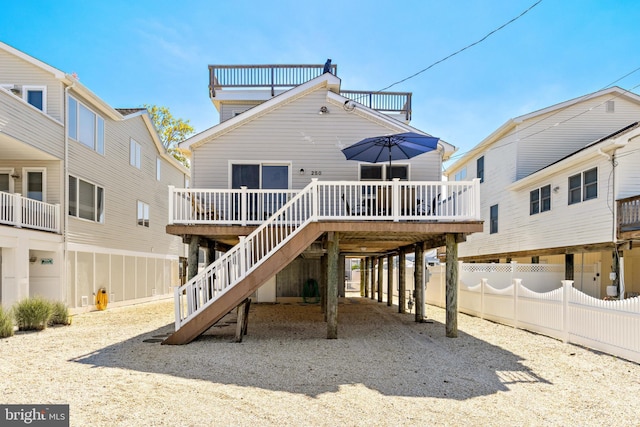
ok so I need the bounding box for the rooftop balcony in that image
[208,65,412,121]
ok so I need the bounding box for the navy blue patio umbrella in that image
[341,132,440,179]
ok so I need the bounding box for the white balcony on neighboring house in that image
[0,191,61,234]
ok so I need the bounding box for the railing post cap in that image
[311,178,318,182]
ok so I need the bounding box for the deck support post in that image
[377,256,384,303]
[360,257,365,296]
[363,257,370,298]
[187,235,200,280]
[387,254,393,307]
[339,254,346,297]
[414,242,425,322]
[327,232,339,339]
[445,233,459,337]
[321,253,327,318]
[565,253,574,280]
[234,298,251,342]
[398,248,406,313]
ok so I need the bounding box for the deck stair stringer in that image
[163,222,324,345]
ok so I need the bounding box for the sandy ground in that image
[1,297,639,427]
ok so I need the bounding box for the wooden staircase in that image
[163,222,323,345]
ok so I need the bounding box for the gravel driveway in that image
[1,298,638,426]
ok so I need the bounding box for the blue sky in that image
[2,0,640,161]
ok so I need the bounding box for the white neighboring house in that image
[445,87,640,299]
[0,41,189,312]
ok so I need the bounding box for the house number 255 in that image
[311,171,322,176]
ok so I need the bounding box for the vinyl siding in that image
[0,89,64,158]
[0,49,64,122]
[459,155,614,258]
[66,112,186,257]
[193,88,442,189]
[0,159,62,205]
[615,137,640,200]
[220,102,261,122]
[516,95,640,180]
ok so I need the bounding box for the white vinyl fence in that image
[426,263,640,364]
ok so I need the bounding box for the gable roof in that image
[180,73,455,157]
[445,86,640,174]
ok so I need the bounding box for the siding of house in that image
[0,89,65,159]
[615,136,640,199]
[66,111,185,256]
[193,88,442,188]
[0,49,64,122]
[460,153,615,258]
[515,94,640,180]
[219,102,261,122]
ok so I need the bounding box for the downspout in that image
[63,81,75,306]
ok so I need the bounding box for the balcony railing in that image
[208,65,412,120]
[0,192,61,233]
[209,64,337,97]
[618,195,640,235]
[168,179,481,226]
[340,90,412,121]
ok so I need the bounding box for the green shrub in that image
[13,297,52,331]
[48,301,71,326]
[0,306,14,338]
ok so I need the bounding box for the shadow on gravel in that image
[70,298,550,399]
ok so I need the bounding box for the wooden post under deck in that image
[370,258,376,300]
[387,254,393,307]
[377,256,384,303]
[414,243,424,322]
[187,235,200,280]
[339,254,346,297]
[321,253,328,319]
[398,248,406,314]
[445,233,459,338]
[234,298,251,343]
[363,257,369,298]
[327,232,339,339]
[360,257,365,296]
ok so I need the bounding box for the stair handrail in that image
[174,179,319,329]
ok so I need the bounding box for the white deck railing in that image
[173,179,481,331]
[0,191,61,233]
[168,179,481,226]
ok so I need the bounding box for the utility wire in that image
[376,0,543,94]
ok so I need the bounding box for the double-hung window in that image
[130,139,141,169]
[530,185,551,215]
[490,204,498,234]
[477,156,485,183]
[69,176,104,223]
[568,168,597,205]
[68,96,105,154]
[137,201,149,227]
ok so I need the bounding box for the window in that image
[386,165,408,180]
[130,139,141,169]
[68,176,104,223]
[568,168,597,205]
[359,164,408,181]
[490,204,498,234]
[156,158,161,181]
[454,167,467,181]
[530,185,551,215]
[23,86,46,112]
[22,168,46,201]
[68,96,104,154]
[477,156,485,183]
[137,201,149,227]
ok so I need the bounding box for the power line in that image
[376,0,543,93]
